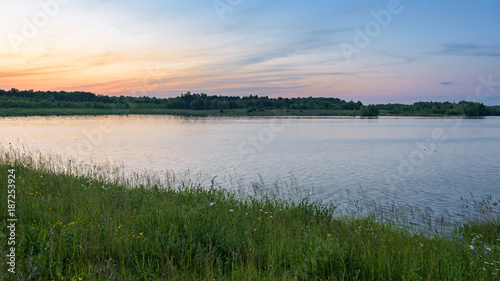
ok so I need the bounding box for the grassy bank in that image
[0,148,499,280]
[0,107,364,117]
[1,107,495,118]
[0,108,226,117]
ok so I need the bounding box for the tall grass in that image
[0,146,499,280]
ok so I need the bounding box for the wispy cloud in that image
[440,44,500,57]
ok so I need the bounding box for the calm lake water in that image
[1,115,500,221]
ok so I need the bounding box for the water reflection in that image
[1,115,499,222]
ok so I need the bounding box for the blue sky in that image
[1,0,499,104]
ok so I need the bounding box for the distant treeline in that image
[1,88,499,116]
[377,101,500,116]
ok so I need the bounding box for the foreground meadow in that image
[0,147,499,280]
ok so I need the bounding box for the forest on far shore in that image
[1,88,499,117]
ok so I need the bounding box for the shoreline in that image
[0,107,496,118]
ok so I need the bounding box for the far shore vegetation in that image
[1,146,499,280]
[1,88,499,117]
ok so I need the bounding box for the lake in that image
[1,115,499,222]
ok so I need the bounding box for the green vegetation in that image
[0,89,366,117]
[0,107,371,117]
[378,101,500,116]
[360,104,379,117]
[1,147,499,280]
[2,88,499,117]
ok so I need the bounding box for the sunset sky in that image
[1,0,499,104]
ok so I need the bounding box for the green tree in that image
[361,105,379,116]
